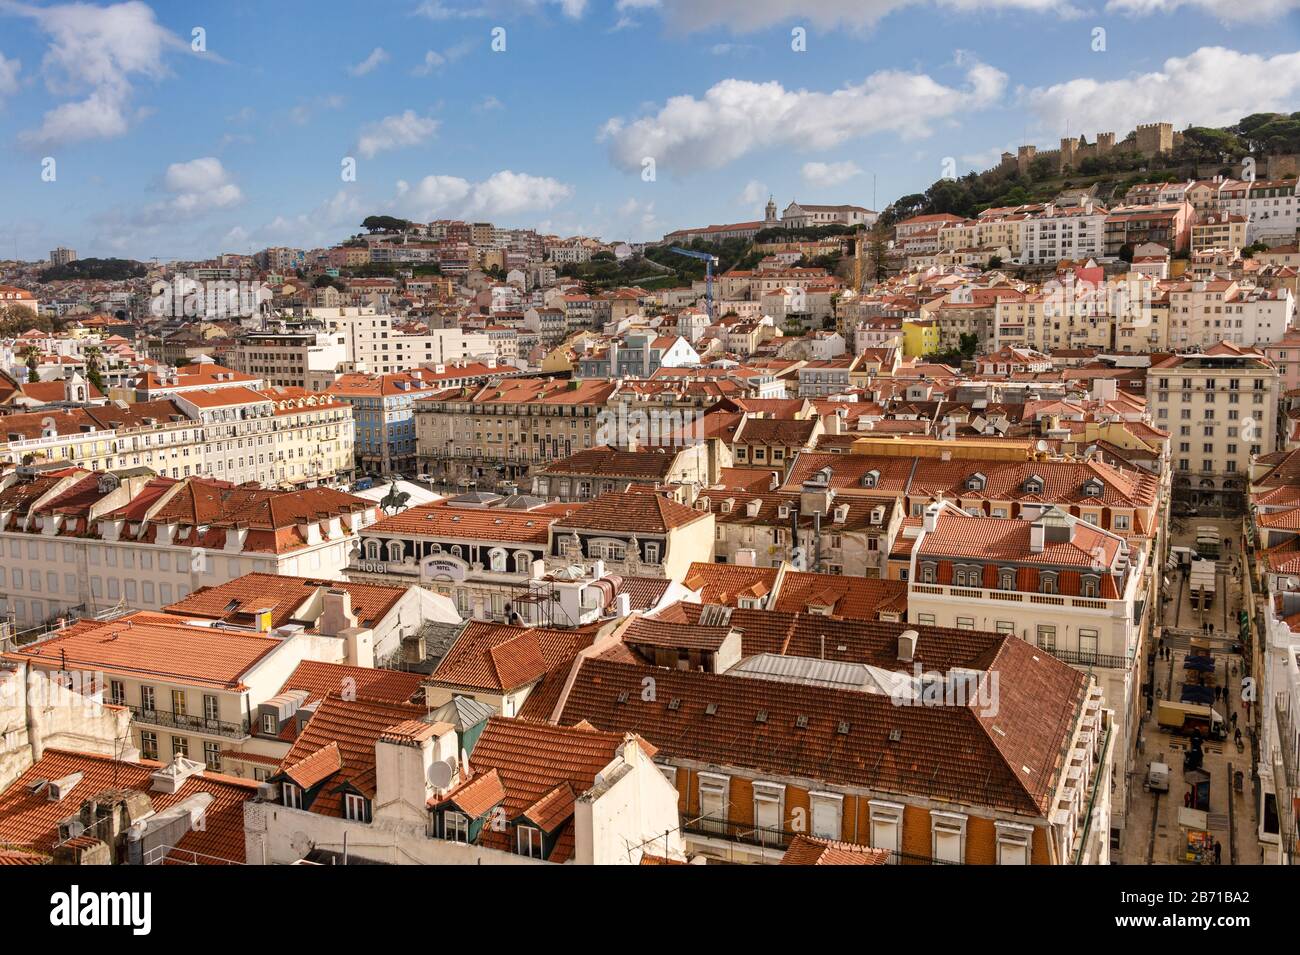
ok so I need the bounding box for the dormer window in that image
[1039,573,1058,595]
[443,810,470,844]
[860,469,880,489]
[999,568,1016,591]
[282,783,302,809]
[919,562,937,584]
[517,825,544,859]
[1081,575,1101,598]
[1082,480,1103,498]
[965,472,986,492]
[344,793,371,823]
[1022,475,1044,495]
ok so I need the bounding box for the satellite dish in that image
[427,758,455,789]
[1035,439,1049,453]
[460,748,471,777]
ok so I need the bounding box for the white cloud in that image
[411,40,474,76]
[393,169,572,220]
[348,47,389,76]
[8,0,186,147]
[21,85,132,145]
[471,170,574,216]
[476,95,504,111]
[738,179,768,206]
[289,93,345,126]
[0,53,19,99]
[802,160,862,187]
[1024,46,1300,135]
[356,110,440,158]
[412,50,446,75]
[415,0,586,19]
[601,59,1006,174]
[225,189,365,249]
[1106,0,1300,16]
[159,157,243,213]
[615,197,659,238]
[639,0,1079,33]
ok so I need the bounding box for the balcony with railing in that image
[681,816,958,864]
[126,705,249,740]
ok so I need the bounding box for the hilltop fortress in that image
[998,122,1182,177]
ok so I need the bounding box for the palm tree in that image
[83,344,105,394]
[19,344,41,383]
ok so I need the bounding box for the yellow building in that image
[901,319,939,357]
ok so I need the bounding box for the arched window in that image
[920,562,936,584]
[386,540,403,563]
[514,551,532,573]
[488,548,507,573]
[1040,573,1058,595]
[363,539,380,560]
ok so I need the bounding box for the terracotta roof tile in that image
[0,749,257,863]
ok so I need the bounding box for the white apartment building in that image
[1146,343,1279,506]
[231,331,349,389]
[1258,590,1300,863]
[249,709,683,865]
[306,308,494,374]
[8,609,365,781]
[1220,180,1300,243]
[0,469,376,629]
[173,387,354,487]
[0,390,353,489]
[1166,280,1294,349]
[1018,204,1107,265]
[904,501,1148,847]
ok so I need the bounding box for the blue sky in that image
[0,0,1298,261]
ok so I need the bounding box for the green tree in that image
[83,344,106,394]
[20,344,41,383]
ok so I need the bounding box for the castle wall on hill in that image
[994,122,1181,177]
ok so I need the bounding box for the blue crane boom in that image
[669,246,720,321]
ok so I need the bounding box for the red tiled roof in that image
[559,633,1087,818]
[431,621,595,693]
[554,488,710,534]
[0,749,257,863]
[272,660,425,707]
[164,574,406,631]
[8,612,282,690]
[272,695,427,817]
[362,500,558,545]
[433,717,649,863]
[781,835,890,865]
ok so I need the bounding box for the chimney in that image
[319,588,358,635]
[374,721,458,827]
[922,502,941,533]
[1030,521,1046,553]
[897,629,918,663]
[150,754,206,794]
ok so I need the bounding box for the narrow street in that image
[1121,518,1263,864]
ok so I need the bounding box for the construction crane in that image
[669,246,719,321]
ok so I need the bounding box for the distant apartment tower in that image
[49,247,77,267]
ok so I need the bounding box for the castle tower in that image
[764,196,778,226]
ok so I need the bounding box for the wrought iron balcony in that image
[126,705,249,739]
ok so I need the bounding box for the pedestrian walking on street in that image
[1231,711,1238,729]
[1213,840,1222,865]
